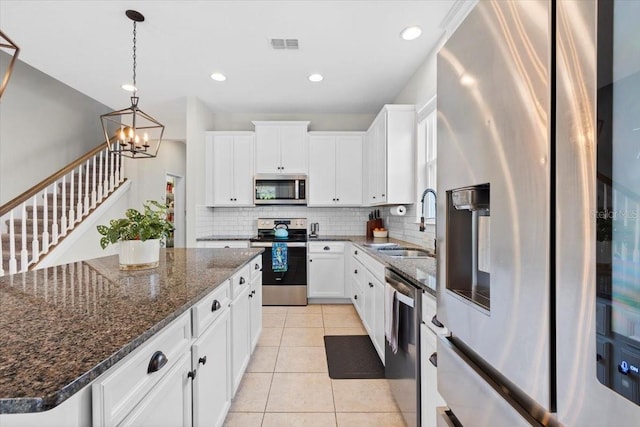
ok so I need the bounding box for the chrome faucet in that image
[419,188,437,252]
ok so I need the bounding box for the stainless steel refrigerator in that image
[436,0,640,425]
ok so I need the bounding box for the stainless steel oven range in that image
[250,218,307,306]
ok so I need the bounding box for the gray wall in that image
[0,53,111,205]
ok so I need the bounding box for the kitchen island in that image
[0,248,262,425]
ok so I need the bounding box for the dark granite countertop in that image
[0,248,262,414]
[308,235,437,296]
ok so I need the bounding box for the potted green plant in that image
[97,200,174,270]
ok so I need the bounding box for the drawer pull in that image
[211,299,221,312]
[147,351,168,374]
[354,269,358,274]
[323,246,330,251]
[431,315,444,328]
[239,277,246,285]
[429,352,438,367]
[369,282,374,288]
[354,294,358,300]
[255,263,261,270]
[198,356,207,366]
[251,290,256,295]
[354,250,358,255]
[188,369,197,380]
[224,246,230,248]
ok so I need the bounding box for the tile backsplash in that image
[196,206,373,237]
[196,204,434,250]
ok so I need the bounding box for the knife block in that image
[366,219,384,237]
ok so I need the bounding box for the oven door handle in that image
[250,242,307,248]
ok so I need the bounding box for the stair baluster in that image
[84,159,90,216]
[20,205,28,272]
[52,182,59,245]
[102,149,109,199]
[61,175,68,236]
[76,165,83,223]
[8,211,17,274]
[110,151,115,192]
[31,196,39,265]
[68,169,75,227]
[97,150,104,203]
[42,187,49,253]
[91,156,97,209]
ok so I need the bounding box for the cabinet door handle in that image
[188,369,197,380]
[323,246,330,251]
[381,194,385,197]
[249,293,253,299]
[429,352,438,367]
[224,245,230,248]
[354,294,358,300]
[431,315,444,328]
[354,250,358,255]
[252,290,256,295]
[147,351,168,374]
[354,269,358,274]
[239,277,246,285]
[211,299,221,312]
[369,282,374,288]
[198,356,207,366]
[255,263,261,270]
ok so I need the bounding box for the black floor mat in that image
[323,335,385,379]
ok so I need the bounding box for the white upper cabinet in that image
[205,132,255,207]
[308,132,363,206]
[253,121,309,174]
[364,105,416,206]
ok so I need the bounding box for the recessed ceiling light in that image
[210,73,226,82]
[308,73,323,82]
[400,26,422,41]
[121,83,137,92]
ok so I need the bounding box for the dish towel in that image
[385,283,399,354]
[272,242,288,273]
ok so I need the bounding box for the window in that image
[416,97,437,223]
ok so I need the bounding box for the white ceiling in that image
[1,1,459,115]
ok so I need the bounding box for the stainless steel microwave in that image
[254,174,307,205]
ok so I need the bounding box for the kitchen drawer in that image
[231,264,251,299]
[308,241,345,253]
[192,280,231,338]
[92,311,191,427]
[249,255,262,281]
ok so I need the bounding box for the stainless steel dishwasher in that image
[385,268,421,427]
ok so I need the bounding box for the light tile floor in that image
[223,304,406,427]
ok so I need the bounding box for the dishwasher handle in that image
[385,270,416,308]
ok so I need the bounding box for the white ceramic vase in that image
[118,239,160,270]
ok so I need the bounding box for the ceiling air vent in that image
[270,38,299,50]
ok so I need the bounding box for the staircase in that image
[0,143,126,276]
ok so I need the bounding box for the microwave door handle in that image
[295,179,299,200]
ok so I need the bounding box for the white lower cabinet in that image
[231,284,251,395]
[119,352,192,427]
[192,308,231,427]
[249,257,263,352]
[421,292,447,427]
[350,245,385,363]
[308,242,346,298]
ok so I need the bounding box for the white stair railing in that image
[0,143,126,276]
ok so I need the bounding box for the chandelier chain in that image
[132,21,137,91]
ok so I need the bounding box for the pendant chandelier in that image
[0,29,20,99]
[100,10,164,158]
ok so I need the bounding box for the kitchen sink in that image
[376,247,434,258]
